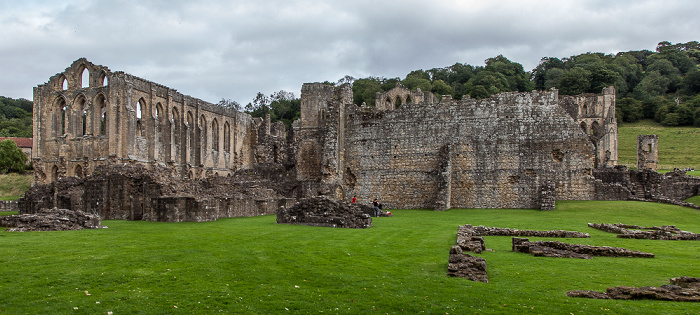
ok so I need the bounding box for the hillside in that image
[618,119,700,170]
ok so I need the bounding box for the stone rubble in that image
[447,245,488,283]
[276,196,372,228]
[512,238,654,258]
[567,277,700,302]
[0,207,103,232]
[588,222,700,240]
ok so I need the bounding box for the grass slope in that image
[618,120,700,171]
[0,173,32,201]
[1,201,699,314]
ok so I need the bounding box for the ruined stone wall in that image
[374,85,438,110]
[33,58,273,185]
[593,166,700,204]
[637,134,658,171]
[558,86,618,167]
[322,87,597,209]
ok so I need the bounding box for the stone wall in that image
[593,166,700,207]
[33,58,291,185]
[558,86,618,167]
[637,134,658,171]
[311,86,597,209]
[19,163,299,222]
[0,200,18,212]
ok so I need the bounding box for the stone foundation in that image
[0,207,102,232]
[588,222,700,240]
[512,238,654,258]
[447,245,488,283]
[568,277,700,302]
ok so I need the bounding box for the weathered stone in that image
[447,246,488,283]
[19,163,298,222]
[637,135,659,171]
[512,238,654,258]
[0,207,102,231]
[276,196,372,228]
[588,222,700,240]
[568,278,700,302]
[0,200,18,212]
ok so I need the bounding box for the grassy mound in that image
[0,201,699,314]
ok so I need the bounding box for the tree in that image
[352,77,383,106]
[217,98,242,111]
[0,139,27,174]
[616,98,643,123]
[558,67,591,95]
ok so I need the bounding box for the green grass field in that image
[0,173,33,201]
[1,201,699,314]
[618,120,700,171]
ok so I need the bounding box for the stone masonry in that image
[299,83,612,210]
[32,58,291,185]
[637,134,659,171]
[28,59,699,222]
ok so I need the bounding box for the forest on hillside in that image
[0,96,32,137]
[3,41,700,137]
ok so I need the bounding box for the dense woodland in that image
[2,41,699,138]
[0,96,32,137]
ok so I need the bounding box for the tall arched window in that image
[98,71,107,87]
[212,119,219,152]
[172,107,181,162]
[200,115,207,158]
[55,97,67,137]
[95,94,107,135]
[187,111,195,163]
[61,76,68,90]
[223,122,230,153]
[136,99,146,137]
[80,67,89,88]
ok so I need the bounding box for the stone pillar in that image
[637,135,658,171]
[435,144,452,211]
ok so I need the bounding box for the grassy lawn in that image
[0,173,33,201]
[618,120,700,171]
[1,201,699,314]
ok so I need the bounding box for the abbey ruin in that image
[20,58,700,221]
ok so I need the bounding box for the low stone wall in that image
[588,222,700,240]
[276,196,372,228]
[0,207,102,232]
[568,277,700,301]
[447,245,488,283]
[0,200,18,212]
[458,224,589,240]
[512,238,654,258]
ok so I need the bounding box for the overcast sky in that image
[1,0,699,104]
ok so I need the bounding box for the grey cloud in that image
[1,0,699,104]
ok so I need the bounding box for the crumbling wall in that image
[276,196,372,228]
[0,208,102,231]
[19,163,300,222]
[33,58,287,186]
[0,200,18,212]
[637,134,658,171]
[559,86,618,167]
[593,166,700,207]
[340,89,595,209]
